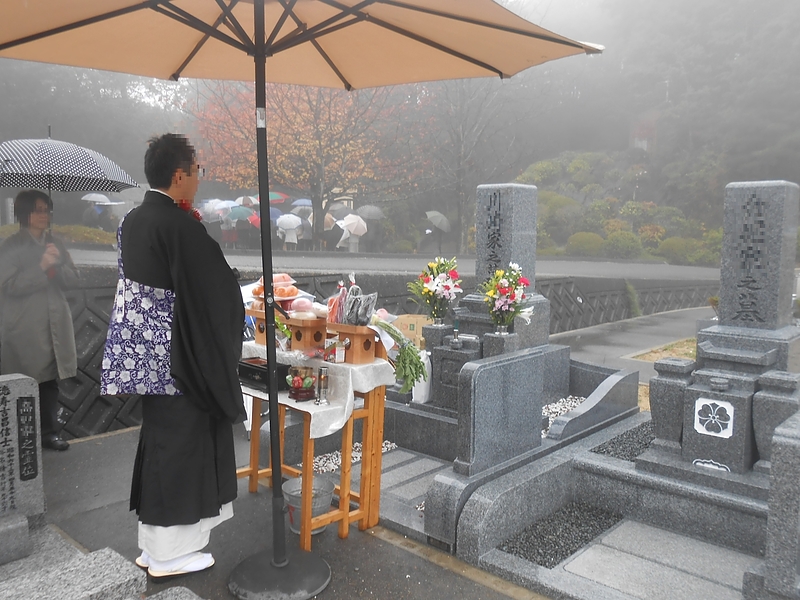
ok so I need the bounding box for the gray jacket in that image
[0,230,79,382]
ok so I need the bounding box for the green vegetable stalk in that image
[369,314,428,393]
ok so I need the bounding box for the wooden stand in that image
[284,317,327,350]
[236,344,388,551]
[326,322,376,364]
[245,307,267,345]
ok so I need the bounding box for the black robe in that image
[122,190,245,526]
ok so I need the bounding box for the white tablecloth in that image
[241,341,395,438]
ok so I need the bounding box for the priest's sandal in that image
[147,552,215,581]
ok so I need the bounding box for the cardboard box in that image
[393,314,432,349]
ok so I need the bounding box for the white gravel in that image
[541,395,585,437]
[308,439,398,474]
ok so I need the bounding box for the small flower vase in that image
[495,324,509,335]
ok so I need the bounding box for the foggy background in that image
[0,0,797,258]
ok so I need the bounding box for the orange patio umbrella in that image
[0,2,602,598]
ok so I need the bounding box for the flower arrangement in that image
[481,262,532,327]
[407,257,463,320]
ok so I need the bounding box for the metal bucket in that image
[282,476,335,535]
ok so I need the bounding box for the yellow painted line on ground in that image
[369,526,551,600]
[67,425,141,444]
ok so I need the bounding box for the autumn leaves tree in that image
[192,81,410,245]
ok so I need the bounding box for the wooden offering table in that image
[237,341,394,551]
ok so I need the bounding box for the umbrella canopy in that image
[269,206,282,221]
[356,204,386,220]
[290,206,313,218]
[426,210,451,232]
[235,195,257,206]
[340,213,368,237]
[248,213,261,228]
[275,213,303,231]
[328,202,354,219]
[224,205,255,221]
[309,211,337,231]
[0,2,601,87]
[215,199,239,210]
[81,192,124,205]
[291,198,312,207]
[267,191,289,204]
[0,138,138,193]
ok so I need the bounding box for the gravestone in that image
[427,184,550,415]
[642,181,800,490]
[456,183,549,345]
[0,374,44,565]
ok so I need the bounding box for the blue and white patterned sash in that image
[100,216,182,396]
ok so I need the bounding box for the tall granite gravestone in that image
[457,183,549,345]
[0,374,44,565]
[641,181,800,487]
[428,184,551,412]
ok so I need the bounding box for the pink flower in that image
[519,276,530,287]
[449,269,459,279]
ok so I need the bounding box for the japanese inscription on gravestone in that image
[475,184,537,289]
[0,384,38,514]
[485,192,502,278]
[733,193,766,323]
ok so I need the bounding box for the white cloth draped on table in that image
[241,341,395,438]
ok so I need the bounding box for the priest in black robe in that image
[101,133,245,579]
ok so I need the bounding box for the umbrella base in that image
[228,548,331,600]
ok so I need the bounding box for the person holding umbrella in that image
[0,190,79,451]
[100,134,245,579]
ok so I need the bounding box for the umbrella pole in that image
[228,3,330,598]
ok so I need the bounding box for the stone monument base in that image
[636,446,770,501]
[0,514,32,565]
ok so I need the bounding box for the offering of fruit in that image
[286,374,316,389]
[274,285,299,298]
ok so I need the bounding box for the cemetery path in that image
[551,306,716,382]
[41,425,545,600]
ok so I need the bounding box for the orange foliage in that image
[192,81,401,197]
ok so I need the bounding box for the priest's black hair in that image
[14,189,52,228]
[144,133,196,189]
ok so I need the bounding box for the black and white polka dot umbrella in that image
[0,138,138,193]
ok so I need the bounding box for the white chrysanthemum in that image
[155,345,167,356]
[165,384,177,395]
[102,358,111,369]
[141,297,153,310]
[136,383,147,394]
[120,371,131,382]
[121,328,131,340]
[155,289,165,299]
[135,344,146,355]
[130,281,140,292]
[149,371,159,383]
[124,290,134,302]
[106,383,118,395]
[123,357,136,369]
[143,329,153,341]
[112,344,122,354]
